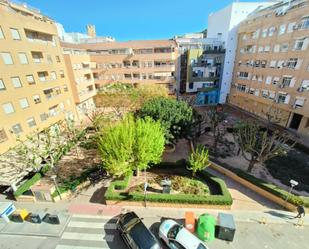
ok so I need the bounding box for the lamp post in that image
[51,175,62,200]
[285,179,298,202]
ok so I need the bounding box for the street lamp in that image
[51,175,62,200]
[285,179,298,202]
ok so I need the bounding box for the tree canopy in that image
[138,97,193,144]
[97,115,165,177]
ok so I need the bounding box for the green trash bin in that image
[197,213,216,242]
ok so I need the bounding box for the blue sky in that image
[25,0,265,41]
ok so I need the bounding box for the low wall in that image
[53,180,91,202]
[15,195,36,202]
[209,161,296,211]
[106,200,230,210]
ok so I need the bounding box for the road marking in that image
[61,232,114,242]
[55,245,109,249]
[68,221,117,229]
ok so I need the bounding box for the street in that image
[1,211,309,249]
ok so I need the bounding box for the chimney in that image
[86,24,96,38]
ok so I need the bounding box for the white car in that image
[159,219,209,249]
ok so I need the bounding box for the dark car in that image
[117,212,161,249]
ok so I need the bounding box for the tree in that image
[138,97,193,144]
[234,122,295,173]
[97,115,165,177]
[188,145,210,176]
[207,105,227,154]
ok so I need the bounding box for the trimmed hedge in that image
[231,168,309,208]
[105,169,233,206]
[14,173,42,197]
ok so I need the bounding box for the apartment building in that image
[0,1,76,154]
[69,40,178,93]
[61,45,96,120]
[230,0,309,137]
[207,1,275,103]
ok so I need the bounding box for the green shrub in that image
[14,173,42,197]
[104,167,232,206]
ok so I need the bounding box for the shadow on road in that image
[264,210,295,220]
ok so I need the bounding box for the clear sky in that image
[24,0,266,41]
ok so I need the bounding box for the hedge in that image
[231,168,309,208]
[105,169,233,206]
[14,173,42,197]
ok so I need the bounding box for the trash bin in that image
[10,209,29,223]
[43,213,60,224]
[216,213,235,242]
[197,213,216,242]
[161,179,171,194]
[185,211,195,233]
[27,213,43,224]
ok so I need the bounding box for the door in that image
[289,113,303,130]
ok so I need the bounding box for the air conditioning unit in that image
[297,87,304,92]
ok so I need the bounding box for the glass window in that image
[0,79,5,90]
[11,123,23,135]
[19,98,29,109]
[26,75,35,85]
[2,102,15,114]
[268,26,276,36]
[302,17,309,29]
[18,53,28,64]
[27,117,36,128]
[56,56,60,62]
[0,26,4,39]
[51,71,57,80]
[262,28,268,38]
[33,94,41,104]
[60,70,65,78]
[11,77,22,88]
[278,24,286,35]
[47,55,53,64]
[63,85,68,92]
[10,28,21,40]
[40,113,48,121]
[1,52,14,65]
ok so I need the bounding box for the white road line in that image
[55,245,109,249]
[72,214,116,220]
[61,232,114,242]
[68,221,117,229]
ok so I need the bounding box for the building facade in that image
[207,2,275,103]
[230,0,309,137]
[0,1,76,154]
[75,40,178,93]
[62,45,96,120]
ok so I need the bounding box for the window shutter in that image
[284,94,290,104]
[295,59,303,70]
[266,76,272,85]
[289,77,296,87]
[302,38,309,50]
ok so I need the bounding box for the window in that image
[0,79,5,90]
[258,46,264,53]
[47,55,53,64]
[0,26,4,39]
[268,26,276,36]
[262,28,268,38]
[264,45,271,52]
[26,75,35,85]
[63,85,68,92]
[19,98,29,109]
[269,60,277,68]
[287,22,296,33]
[11,77,22,88]
[38,71,48,81]
[43,88,53,99]
[277,93,289,104]
[266,76,272,85]
[269,91,275,100]
[239,72,249,79]
[282,77,292,87]
[280,43,289,52]
[294,98,305,108]
[27,117,36,128]
[60,70,65,78]
[2,102,15,114]
[10,28,21,40]
[11,123,23,135]
[55,56,60,62]
[0,129,8,143]
[31,51,43,63]
[262,90,268,98]
[1,52,13,65]
[273,44,280,53]
[51,71,57,80]
[33,94,41,104]
[278,24,286,35]
[286,58,298,69]
[302,17,309,29]
[273,77,280,85]
[40,113,48,121]
[18,53,28,64]
[294,38,308,51]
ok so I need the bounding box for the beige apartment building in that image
[64,40,178,93]
[0,1,76,154]
[61,45,96,120]
[230,0,309,137]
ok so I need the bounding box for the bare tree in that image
[234,122,295,173]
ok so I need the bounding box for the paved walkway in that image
[206,167,282,211]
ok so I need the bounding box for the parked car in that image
[159,219,209,249]
[117,211,161,249]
